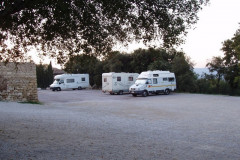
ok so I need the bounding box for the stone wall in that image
[0,63,38,102]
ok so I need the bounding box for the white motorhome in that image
[102,72,139,95]
[50,74,90,91]
[129,70,176,97]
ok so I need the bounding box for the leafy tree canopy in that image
[171,53,196,92]
[221,28,240,88]
[0,0,209,63]
[64,54,99,85]
[206,56,225,91]
[36,62,53,88]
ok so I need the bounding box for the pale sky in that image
[179,0,240,68]
[120,0,240,68]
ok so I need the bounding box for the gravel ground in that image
[1,90,240,160]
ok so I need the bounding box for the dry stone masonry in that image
[0,62,38,102]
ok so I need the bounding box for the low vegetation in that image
[19,101,43,105]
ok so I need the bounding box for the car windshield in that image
[135,78,147,85]
[53,79,60,84]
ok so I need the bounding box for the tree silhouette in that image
[0,0,209,63]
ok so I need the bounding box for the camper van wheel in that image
[142,91,148,97]
[119,91,123,95]
[132,94,137,97]
[78,86,82,90]
[57,87,61,91]
[164,89,170,95]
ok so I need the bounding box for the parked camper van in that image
[129,70,176,97]
[50,74,90,91]
[102,72,139,95]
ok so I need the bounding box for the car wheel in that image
[164,89,170,95]
[142,91,148,97]
[119,91,123,95]
[78,86,82,90]
[57,87,61,91]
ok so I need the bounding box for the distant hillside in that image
[193,68,216,77]
[53,68,65,76]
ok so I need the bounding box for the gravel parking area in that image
[1,90,240,160]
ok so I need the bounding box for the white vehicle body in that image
[50,74,90,91]
[129,70,176,97]
[102,72,139,95]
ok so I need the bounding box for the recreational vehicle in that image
[50,74,90,91]
[102,72,139,95]
[129,70,176,97]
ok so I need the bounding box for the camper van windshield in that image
[53,79,60,84]
[135,78,147,84]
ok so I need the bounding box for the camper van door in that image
[127,75,135,87]
[80,76,88,88]
[161,77,169,91]
[103,75,113,92]
[58,79,66,89]
[152,77,159,92]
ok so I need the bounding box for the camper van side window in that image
[163,78,168,81]
[128,77,133,81]
[147,79,152,84]
[153,78,158,84]
[104,78,107,82]
[67,79,75,83]
[168,77,175,82]
[59,80,64,84]
[153,74,159,77]
[82,77,85,81]
[117,77,121,81]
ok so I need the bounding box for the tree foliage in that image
[0,0,208,62]
[206,56,225,92]
[64,54,99,85]
[203,27,240,95]
[108,54,133,72]
[171,53,196,92]
[221,28,240,89]
[36,62,53,88]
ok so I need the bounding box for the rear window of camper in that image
[168,77,175,82]
[117,77,121,81]
[67,79,75,83]
[128,77,133,81]
[82,77,85,81]
[163,78,168,81]
[153,74,159,77]
[104,78,107,82]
